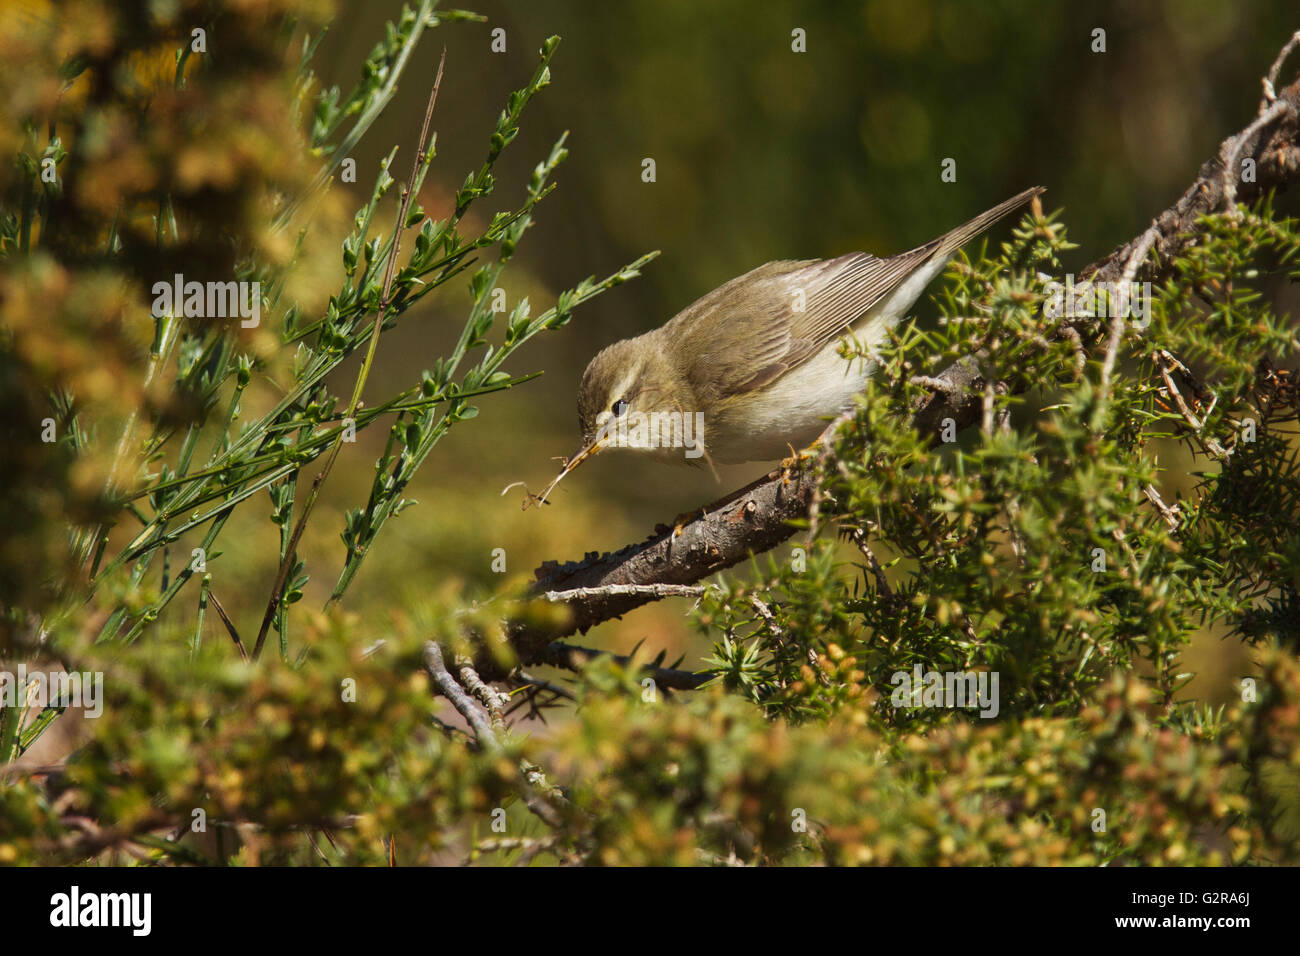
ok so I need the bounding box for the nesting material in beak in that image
[529,436,604,508]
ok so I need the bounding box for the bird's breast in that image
[706,337,876,463]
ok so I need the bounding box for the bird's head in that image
[534,337,693,504]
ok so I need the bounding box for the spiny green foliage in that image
[553,659,1278,866]
[0,624,525,865]
[695,198,1300,863]
[8,635,1292,866]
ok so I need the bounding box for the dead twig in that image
[1143,483,1182,532]
[1154,349,1229,459]
[543,583,706,602]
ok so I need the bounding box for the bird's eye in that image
[611,398,629,417]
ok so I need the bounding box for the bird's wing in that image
[782,247,940,346]
[669,247,937,405]
[669,187,1043,405]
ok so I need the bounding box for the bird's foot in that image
[672,506,708,537]
[654,506,710,539]
[779,442,820,472]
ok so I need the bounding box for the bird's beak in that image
[533,435,604,506]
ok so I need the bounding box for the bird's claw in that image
[779,443,819,471]
[670,507,708,537]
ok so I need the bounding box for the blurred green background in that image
[215,0,1298,693]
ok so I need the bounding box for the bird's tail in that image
[925,186,1044,261]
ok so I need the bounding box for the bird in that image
[535,186,1043,504]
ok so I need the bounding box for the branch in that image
[1082,73,1300,288]
[509,466,818,664]
[542,583,707,602]
[424,640,497,743]
[425,641,567,830]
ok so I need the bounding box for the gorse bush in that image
[706,204,1300,721]
[1,0,1298,866]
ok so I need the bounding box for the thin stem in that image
[253,50,447,661]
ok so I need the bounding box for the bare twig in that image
[1155,349,1229,459]
[424,641,496,744]
[1084,66,1300,290]
[748,594,785,639]
[1262,30,1300,109]
[470,835,559,865]
[1222,98,1293,215]
[745,594,826,686]
[847,528,893,600]
[1101,223,1159,396]
[909,375,952,391]
[1226,31,1300,213]
[424,641,567,829]
[457,661,508,735]
[1143,483,1182,532]
[543,584,706,602]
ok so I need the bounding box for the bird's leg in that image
[783,411,858,470]
[670,506,706,538]
[659,420,852,539]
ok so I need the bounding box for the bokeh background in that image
[212,0,1299,703]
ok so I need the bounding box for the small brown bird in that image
[537,187,1043,503]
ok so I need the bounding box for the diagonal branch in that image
[511,466,818,666]
[424,641,567,829]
